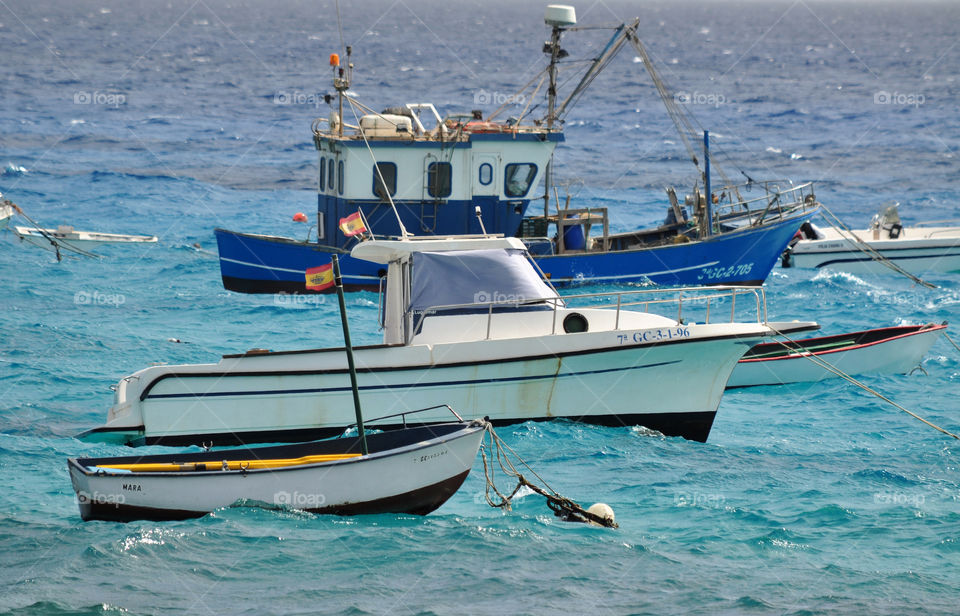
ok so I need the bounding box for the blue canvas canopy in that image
[409,249,558,312]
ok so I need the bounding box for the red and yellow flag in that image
[339,211,367,237]
[305,263,334,291]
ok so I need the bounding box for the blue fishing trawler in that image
[216,6,818,293]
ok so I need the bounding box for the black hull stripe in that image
[806,251,960,268]
[128,411,717,448]
[222,275,378,295]
[145,359,681,400]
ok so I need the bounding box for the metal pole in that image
[332,254,368,455]
[546,26,561,129]
[543,25,562,217]
[703,130,712,236]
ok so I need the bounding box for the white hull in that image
[12,226,157,253]
[81,237,817,444]
[69,422,486,521]
[788,226,960,274]
[89,320,792,445]
[728,324,945,388]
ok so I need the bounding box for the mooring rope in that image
[942,330,960,355]
[767,324,959,440]
[816,202,935,289]
[480,424,617,528]
[4,198,100,261]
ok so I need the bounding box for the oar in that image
[95,452,361,473]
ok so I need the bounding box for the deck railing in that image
[710,180,818,225]
[408,285,768,343]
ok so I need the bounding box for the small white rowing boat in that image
[727,323,946,388]
[13,225,158,255]
[69,419,487,522]
[784,204,960,274]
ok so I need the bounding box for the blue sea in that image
[1,0,959,613]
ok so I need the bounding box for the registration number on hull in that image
[617,327,690,345]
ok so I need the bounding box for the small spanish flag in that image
[305,263,334,291]
[339,211,367,237]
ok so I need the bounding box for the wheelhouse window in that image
[328,159,335,193]
[319,157,326,191]
[478,162,493,186]
[427,162,452,198]
[504,163,537,197]
[373,162,397,199]
[338,161,344,195]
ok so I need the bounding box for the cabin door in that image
[471,153,500,233]
[472,154,499,197]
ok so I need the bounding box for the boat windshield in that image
[409,248,558,312]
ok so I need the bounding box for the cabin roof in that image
[350,236,526,264]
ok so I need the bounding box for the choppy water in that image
[1,0,959,614]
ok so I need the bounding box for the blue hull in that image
[215,230,383,292]
[536,213,807,287]
[215,212,808,293]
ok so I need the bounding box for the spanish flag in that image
[339,211,367,237]
[305,263,334,291]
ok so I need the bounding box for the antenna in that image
[331,47,352,137]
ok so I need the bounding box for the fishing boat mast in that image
[332,46,353,138]
[542,5,576,216]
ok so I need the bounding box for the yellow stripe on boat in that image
[95,452,362,472]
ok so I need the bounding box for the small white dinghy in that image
[12,224,157,256]
[784,203,960,275]
[727,323,946,388]
[69,255,489,522]
[68,419,487,522]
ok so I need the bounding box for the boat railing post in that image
[486,303,493,340]
[677,291,683,324]
[706,297,711,324]
[730,290,737,323]
[615,294,621,330]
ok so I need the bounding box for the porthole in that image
[478,162,493,186]
[562,313,588,333]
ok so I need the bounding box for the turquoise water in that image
[2,0,959,613]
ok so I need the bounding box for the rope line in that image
[815,203,935,289]
[480,424,617,528]
[766,324,959,440]
[3,198,100,260]
[942,331,960,355]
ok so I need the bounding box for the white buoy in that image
[587,503,615,526]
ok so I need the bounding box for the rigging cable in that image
[815,202,936,289]
[344,95,410,238]
[4,199,100,260]
[766,323,958,440]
